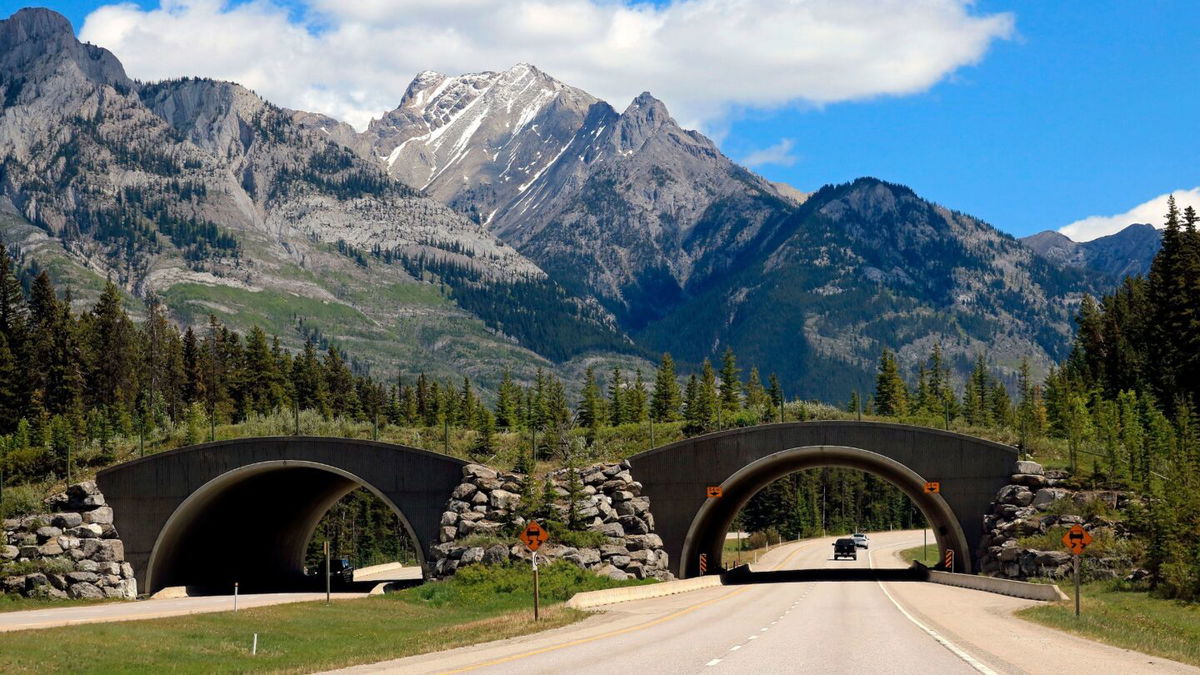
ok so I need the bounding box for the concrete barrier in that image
[929,570,1069,602]
[566,576,725,610]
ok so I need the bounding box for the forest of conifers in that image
[0,198,1197,600]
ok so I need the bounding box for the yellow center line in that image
[438,540,813,674]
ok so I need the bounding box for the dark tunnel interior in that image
[148,465,377,594]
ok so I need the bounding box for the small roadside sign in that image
[706,485,724,498]
[1062,524,1092,555]
[943,548,955,572]
[520,520,549,551]
[923,481,940,494]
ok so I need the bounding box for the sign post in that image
[1062,524,1092,617]
[519,520,549,620]
[324,540,331,605]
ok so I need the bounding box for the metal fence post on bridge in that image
[324,540,331,605]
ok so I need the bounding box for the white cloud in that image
[80,0,1014,131]
[1060,188,1200,242]
[741,139,798,168]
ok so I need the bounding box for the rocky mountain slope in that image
[1021,224,1160,281]
[310,66,796,329]
[0,8,635,391]
[1,7,1159,400]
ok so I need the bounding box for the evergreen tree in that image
[873,348,908,417]
[650,353,681,422]
[577,366,603,445]
[627,370,649,423]
[719,347,741,412]
[744,366,770,410]
[608,366,625,426]
[470,406,495,459]
[494,369,520,430]
[323,346,359,418]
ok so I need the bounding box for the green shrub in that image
[0,482,47,519]
[407,560,650,610]
[1,557,74,577]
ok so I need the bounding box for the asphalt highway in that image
[342,530,1198,674]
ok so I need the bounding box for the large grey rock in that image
[471,491,490,506]
[37,541,64,556]
[1011,474,1049,489]
[1034,550,1073,566]
[595,564,628,581]
[90,540,125,563]
[440,511,459,527]
[66,571,99,584]
[440,526,458,542]
[459,547,485,565]
[75,559,100,573]
[1015,461,1044,476]
[463,464,498,480]
[82,506,114,525]
[1032,488,1071,510]
[997,485,1034,507]
[67,582,105,599]
[0,544,18,560]
[596,522,625,538]
[618,515,649,535]
[609,555,631,568]
[51,511,82,529]
[489,489,520,511]
[565,548,601,566]
[482,544,509,565]
[451,483,477,500]
[35,526,63,541]
[599,544,629,559]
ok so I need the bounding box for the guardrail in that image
[929,570,1069,602]
[566,576,725,610]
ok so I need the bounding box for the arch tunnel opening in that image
[145,461,423,596]
[681,446,971,580]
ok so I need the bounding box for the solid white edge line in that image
[706,659,722,666]
[869,549,998,675]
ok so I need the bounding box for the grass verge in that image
[0,561,643,673]
[1018,580,1200,667]
[0,595,125,614]
[898,544,941,567]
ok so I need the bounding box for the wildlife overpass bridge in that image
[97,423,1015,593]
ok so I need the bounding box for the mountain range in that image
[0,8,1161,400]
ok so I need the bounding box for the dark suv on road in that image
[832,538,858,560]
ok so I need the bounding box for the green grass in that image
[0,561,642,673]
[1019,581,1200,667]
[0,595,124,614]
[898,544,941,567]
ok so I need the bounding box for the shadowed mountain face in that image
[0,8,1147,398]
[1022,224,1161,281]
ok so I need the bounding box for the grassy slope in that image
[1018,581,1200,667]
[898,544,941,567]
[0,562,647,673]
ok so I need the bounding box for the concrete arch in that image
[680,446,971,577]
[96,437,466,594]
[627,421,1017,578]
[144,460,422,594]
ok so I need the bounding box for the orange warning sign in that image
[519,520,550,551]
[706,486,724,498]
[923,481,941,494]
[1062,524,1092,555]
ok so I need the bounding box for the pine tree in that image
[470,406,495,458]
[650,353,681,422]
[718,347,741,412]
[323,346,359,418]
[291,339,328,415]
[698,359,718,428]
[243,325,281,416]
[873,348,908,417]
[494,369,520,430]
[744,366,769,410]
[628,367,648,420]
[608,366,625,426]
[578,366,603,445]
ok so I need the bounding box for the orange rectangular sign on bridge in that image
[923,481,940,494]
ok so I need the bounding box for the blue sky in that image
[14,0,1200,239]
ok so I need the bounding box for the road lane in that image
[338,532,977,674]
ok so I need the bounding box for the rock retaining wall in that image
[2,481,137,600]
[978,461,1133,581]
[432,461,672,581]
